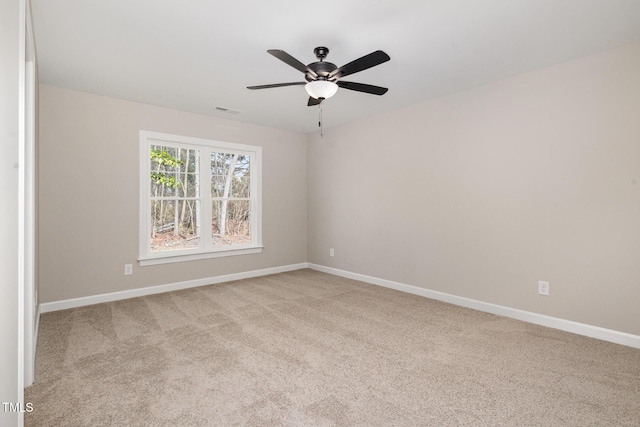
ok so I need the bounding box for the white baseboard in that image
[38,261,640,349]
[308,263,640,349]
[39,263,309,313]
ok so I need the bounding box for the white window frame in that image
[138,131,262,266]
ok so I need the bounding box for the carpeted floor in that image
[25,269,640,426]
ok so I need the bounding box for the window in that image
[139,131,262,266]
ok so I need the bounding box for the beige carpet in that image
[26,269,640,426]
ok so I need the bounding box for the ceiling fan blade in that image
[307,97,321,106]
[247,82,305,90]
[336,81,388,95]
[329,50,390,79]
[268,50,318,78]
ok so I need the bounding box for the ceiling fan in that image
[247,47,390,106]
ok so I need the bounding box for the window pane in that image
[211,152,232,198]
[232,155,250,198]
[231,175,250,198]
[180,172,198,197]
[179,149,200,198]
[151,199,201,252]
[212,200,251,246]
[210,152,251,198]
[150,145,200,198]
[211,173,226,198]
[150,170,181,197]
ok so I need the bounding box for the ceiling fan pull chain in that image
[319,102,324,138]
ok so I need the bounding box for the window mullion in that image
[201,148,212,251]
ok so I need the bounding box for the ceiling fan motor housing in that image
[306,61,337,81]
[305,47,337,81]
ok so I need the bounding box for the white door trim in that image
[20,0,37,392]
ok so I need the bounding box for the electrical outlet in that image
[329,248,334,257]
[124,264,133,276]
[538,280,549,296]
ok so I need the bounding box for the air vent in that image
[215,106,241,114]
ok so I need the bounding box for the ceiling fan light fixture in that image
[305,80,338,100]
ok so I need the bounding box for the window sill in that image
[138,246,264,266]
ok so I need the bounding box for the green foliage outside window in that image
[150,148,183,188]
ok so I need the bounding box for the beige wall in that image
[308,43,640,336]
[38,85,307,302]
[39,42,640,337]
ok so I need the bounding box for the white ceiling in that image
[31,0,640,134]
